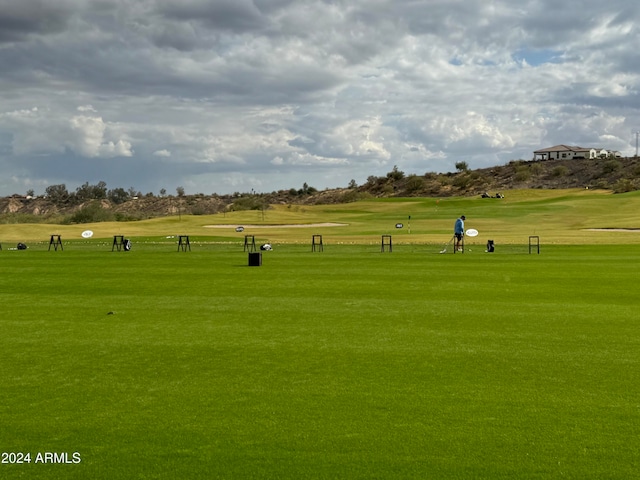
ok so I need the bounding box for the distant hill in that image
[294,156,640,204]
[2,156,640,223]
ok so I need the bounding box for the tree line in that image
[40,182,183,206]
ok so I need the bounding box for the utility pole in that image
[636,131,639,157]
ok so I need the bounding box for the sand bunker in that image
[204,223,348,229]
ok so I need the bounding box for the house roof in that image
[533,144,594,154]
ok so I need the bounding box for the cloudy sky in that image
[1,0,639,196]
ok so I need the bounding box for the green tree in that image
[75,181,107,202]
[108,187,130,204]
[298,183,317,195]
[386,165,405,181]
[45,184,69,204]
[455,161,469,172]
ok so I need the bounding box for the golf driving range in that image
[1,189,639,479]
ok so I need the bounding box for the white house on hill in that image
[533,145,621,160]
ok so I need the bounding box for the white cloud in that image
[65,113,134,159]
[0,107,133,159]
[68,115,108,157]
[99,140,134,158]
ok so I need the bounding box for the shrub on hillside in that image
[593,180,610,190]
[190,204,221,215]
[452,174,470,189]
[66,202,114,224]
[514,166,531,182]
[530,163,543,175]
[229,196,269,211]
[613,179,636,193]
[602,160,621,174]
[0,213,49,224]
[339,190,372,203]
[424,181,446,195]
[405,175,425,193]
[552,166,568,177]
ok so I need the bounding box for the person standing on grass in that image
[454,215,465,251]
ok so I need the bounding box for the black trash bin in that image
[248,252,262,266]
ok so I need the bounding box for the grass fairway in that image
[1,239,639,479]
[2,188,640,246]
[1,190,639,478]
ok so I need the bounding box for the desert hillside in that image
[2,156,639,222]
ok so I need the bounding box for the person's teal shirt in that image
[454,218,464,234]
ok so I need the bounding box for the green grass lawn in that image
[2,188,640,246]
[1,238,639,479]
